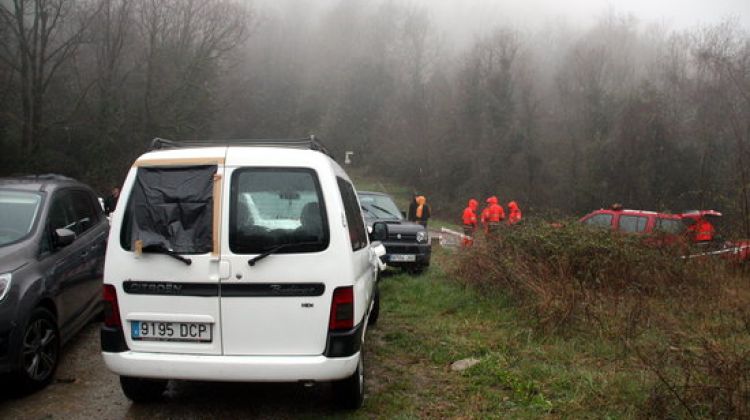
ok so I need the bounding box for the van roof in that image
[132,145,349,182]
[149,137,334,160]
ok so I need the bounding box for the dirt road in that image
[0,323,357,419]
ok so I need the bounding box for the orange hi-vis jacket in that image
[507,201,522,224]
[462,199,479,227]
[481,196,505,224]
[690,219,715,242]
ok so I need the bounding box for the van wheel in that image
[120,376,167,403]
[333,352,365,409]
[16,307,60,393]
[368,287,380,327]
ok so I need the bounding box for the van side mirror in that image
[54,228,76,248]
[370,221,388,242]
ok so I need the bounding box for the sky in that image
[255,0,749,53]
[397,0,749,53]
[418,0,750,29]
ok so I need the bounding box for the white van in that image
[101,138,386,409]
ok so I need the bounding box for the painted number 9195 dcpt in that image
[131,321,212,342]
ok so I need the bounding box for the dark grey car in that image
[0,175,108,392]
[358,191,431,274]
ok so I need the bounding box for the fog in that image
[256,0,750,51]
[0,0,749,233]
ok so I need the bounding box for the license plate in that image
[131,321,212,342]
[390,254,416,262]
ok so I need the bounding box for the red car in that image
[579,206,685,237]
[579,206,750,262]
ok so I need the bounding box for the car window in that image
[618,215,648,233]
[229,168,329,254]
[358,193,402,221]
[69,190,99,235]
[655,217,684,234]
[338,178,367,251]
[48,192,75,232]
[122,165,216,254]
[582,213,613,228]
[42,192,76,253]
[0,190,42,246]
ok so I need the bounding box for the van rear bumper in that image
[102,351,360,382]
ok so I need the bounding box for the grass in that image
[356,249,656,419]
[353,226,749,418]
[450,221,750,418]
[344,174,750,418]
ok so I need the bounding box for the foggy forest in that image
[1,0,748,233]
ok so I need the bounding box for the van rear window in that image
[121,165,216,254]
[229,168,328,254]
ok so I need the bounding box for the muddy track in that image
[0,323,379,419]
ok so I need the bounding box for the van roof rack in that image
[149,136,335,160]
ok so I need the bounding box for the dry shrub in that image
[451,220,701,333]
[639,336,750,418]
[451,220,750,416]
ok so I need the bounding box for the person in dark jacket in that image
[407,193,418,222]
[414,195,431,228]
[104,186,120,215]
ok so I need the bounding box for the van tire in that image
[120,376,167,403]
[368,287,380,327]
[333,352,364,409]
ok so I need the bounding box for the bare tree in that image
[0,0,101,153]
[693,20,750,235]
[134,0,252,137]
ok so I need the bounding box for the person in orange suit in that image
[461,198,479,246]
[507,201,522,225]
[480,196,505,233]
[688,217,715,243]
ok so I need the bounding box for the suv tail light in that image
[103,284,122,328]
[329,286,354,330]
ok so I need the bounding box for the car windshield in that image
[358,193,402,221]
[0,190,42,246]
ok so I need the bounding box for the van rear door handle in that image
[219,260,231,280]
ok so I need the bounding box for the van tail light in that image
[329,286,354,331]
[103,284,122,328]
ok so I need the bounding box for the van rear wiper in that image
[142,246,192,265]
[248,241,322,267]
